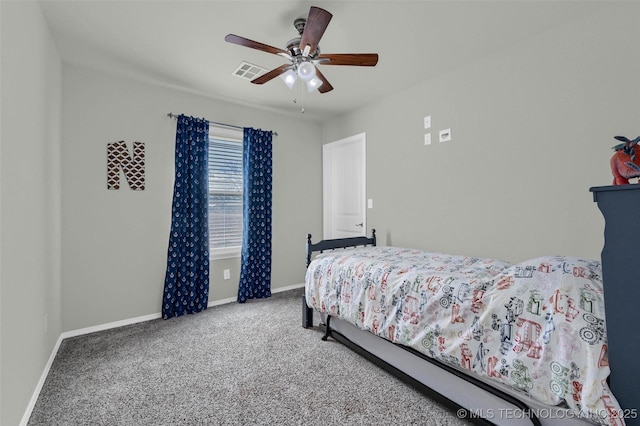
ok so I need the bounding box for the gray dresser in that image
[591,184,640,425]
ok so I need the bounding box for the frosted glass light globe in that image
[280,69,297,89]
[306,77,323,92]
[297,62,316,81]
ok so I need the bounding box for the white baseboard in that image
[207,296,237,307]
[271,282,304,294]
[19,334,64,426]
[20,282,305,425]
[60,312,163,340]
[64,283,304,338]
[206,282,304,307]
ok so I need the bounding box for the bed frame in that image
[302,230,377,332]
[301,230,605,426]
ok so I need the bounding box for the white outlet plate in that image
[439,128,452,142]
[424,115,431,129]
[424,133,431,145]
[223,269,230,280]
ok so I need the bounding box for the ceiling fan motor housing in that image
[294,18,306,35]
[285,37,320,62]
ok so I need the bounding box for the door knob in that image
[356,223,363,227]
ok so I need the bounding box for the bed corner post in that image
[303,233,314,329]
[371,229,377,246]
[302,295,313,329]
[306,233,313,268]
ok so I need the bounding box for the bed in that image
[302,229,630,426]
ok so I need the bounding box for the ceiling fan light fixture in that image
[306,77,323,92]
[225,6,378,96]
[280,69,297,89]
[297,61,316,81]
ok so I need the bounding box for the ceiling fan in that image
[225,6,379,94]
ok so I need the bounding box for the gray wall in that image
[323,3,640,263]
[1,4,323,422]
[61,66,322,331]
[0,2,63,425]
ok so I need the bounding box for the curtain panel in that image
[238,128,273,302]
[162,115,210,319]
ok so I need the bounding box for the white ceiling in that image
[39,0,605,122]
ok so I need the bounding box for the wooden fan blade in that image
[299,6,332,55]
[225,34,289,57]
[314,67,334,94]
[317,53,379,66]
[251,64,291,85]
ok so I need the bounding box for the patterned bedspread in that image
[305,246,624,426]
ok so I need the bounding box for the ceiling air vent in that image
[232,61,266,80]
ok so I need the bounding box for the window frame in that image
[208,125,244,260]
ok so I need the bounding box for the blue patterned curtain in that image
[162,115,210,319]
[238,128,273,302]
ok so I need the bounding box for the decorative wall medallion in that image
[107,141,145,190]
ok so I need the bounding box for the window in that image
[208,126,243,259]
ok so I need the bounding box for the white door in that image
[323,133,366,239]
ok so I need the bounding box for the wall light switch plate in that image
[424,115,431,129]
[424,133,431,145]
[439,128,452,142]
[367,199,373,209]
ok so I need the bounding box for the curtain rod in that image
[167,112,278,137]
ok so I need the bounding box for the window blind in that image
[208,136,243,253]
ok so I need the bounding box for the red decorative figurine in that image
[610,135,640,185]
